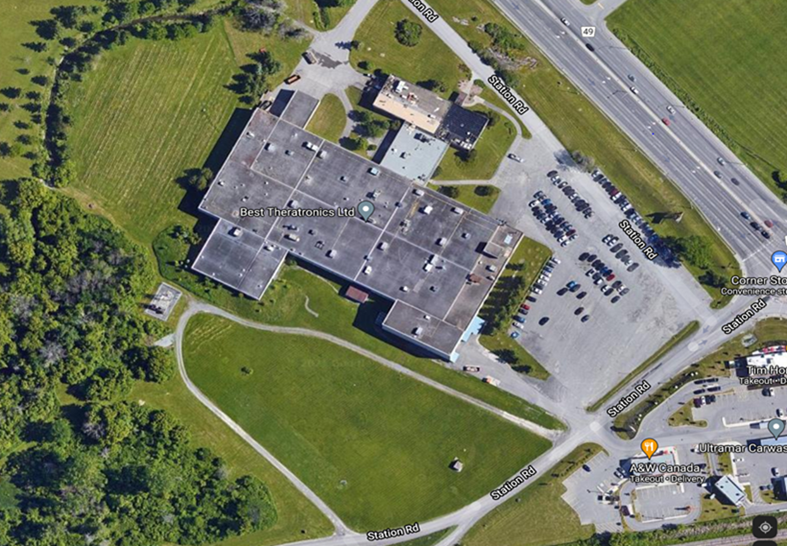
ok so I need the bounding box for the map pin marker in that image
[772,251,787,273]
[358,201,374,222]
[768,418,785,440]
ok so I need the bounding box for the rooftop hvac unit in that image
[422,205,433,215]
[413,326,423,336]
[230,227,242,237]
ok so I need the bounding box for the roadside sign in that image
[581,26,596,37]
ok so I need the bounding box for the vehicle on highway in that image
[741,211,751,220]
[627,74,636,82]
[560,17,570,26]
[629,86,639,95]
[751,221,761,231]
[585,43,595,52]
[713,171,722,179]
[666,105,675,114]
[731,177,740,186]
[717,157,726,166]
[762,230,771,239]
[765,219,775,228]
[661,118,670,126]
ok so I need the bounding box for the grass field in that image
[305,93,346,143]
[0,0,100,179]
[62,20,309,248]
[349,0,469,100]
[668,400,707,428]
[587,320,700,412]
[398,528,454,546]
[427,184,500,214]
[435,106,517,181]
[183,313,552,530]
[608,0,787,197]
[130,375,333,546]
[286,0,355,30]
[155,229,564,430]
[478,237,552,380]
[421,0,740,308]
[462,444,602,546]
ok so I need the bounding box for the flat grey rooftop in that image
[379,123,448,182]
[195,107,521,357]
[279,90,320,129]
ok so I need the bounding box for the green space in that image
[286,0,356,31]
[479,84,529,138]
[434,106,517,181]
[698,492,743,522]
[613,317,787,438]
[608,0,787,199]
[349,0,469,99]
[0,0,99,179]
[478,238,552,380]
[62,18,309,248]
[717,452,733,475]
[588,320,699,412]
[428,183,500,214]
[463,444,602,546]
[397,528,455,546]
[155,228,564,430]
[131,374,333,546]
[183,314,552,529]
[580,0,596,4]
[420,0,741,308]
[668,400,707,428]
[305,93,347,143]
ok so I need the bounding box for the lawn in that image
[668,400,707,428]
[427,183,500,214]
[62,19,309,249]
[183,313,552,530]
[435,106,517,181]
[398,528,454,546]
[349,0,469,100]
[286,0,356,30]
[478,237,552,380]
[305,93,346,142]
[608,0,787,198]
[155,227,565,431]
[419,0,740,308]
[0,0,100,180]
[462,444,602,546]
[130,375,333,546]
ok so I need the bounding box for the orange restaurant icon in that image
[641,438,658,459]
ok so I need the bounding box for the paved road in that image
[492,0,787,275]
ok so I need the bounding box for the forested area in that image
[0,180,277,545]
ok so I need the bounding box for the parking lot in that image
[694,385,787,427]
[632,482,699,523]
[488,134,703,405]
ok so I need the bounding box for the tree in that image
[395,19,422,47]
[419,79,447,93]
[670,235,712,269]
[439,185,460,198]
[474,185,493,196]
[184,167,213,192]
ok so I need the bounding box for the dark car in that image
[574,307,585,316]
[741,211,751,220]
[587,254,597,262]
[581,315,591,323]
[713,171,722,179]
[627,263,640,273]
[611,243,623,252]
[539,317,550,326]
[611,295,621,304]
[585,43,595,52]
[557,287,568,296]
[731,177,740,186]
[579,252,589,261]
[569,284,581,293]
[762,230,771,239]
[751,221,761,230]
[547,170,558,178]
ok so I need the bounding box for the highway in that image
[493,0,787,275]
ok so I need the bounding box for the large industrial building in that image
[192,91,522,361]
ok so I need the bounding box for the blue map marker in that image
[772,251,787,272]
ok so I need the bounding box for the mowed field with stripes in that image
[65,25,238,245]
[608,0,787,193]
[64,22,308,247]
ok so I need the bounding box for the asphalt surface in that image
[493,0,787,276]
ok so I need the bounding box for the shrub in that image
[395,19,422,47]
